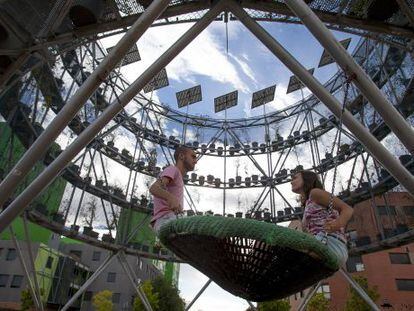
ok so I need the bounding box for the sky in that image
[97,18,363,310]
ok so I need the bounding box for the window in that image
[107,272,116,283]
[346,255,365,273]
[69,250,82,259]
[0,274,9,287]
[112,293,121,303]
[403,206,414,216]
[92,251,101,261]
[46,256,53,269]
[390,253,411,264]
[377,205,396,216]
[317,283,331,299]
[6,248,16,261]
[84,291,93,301]
[10,275,23,288]
[396,279,414,291]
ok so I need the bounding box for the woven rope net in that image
[159,216,340,301]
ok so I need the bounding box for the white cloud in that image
[103,23,255,95]
[179,264,254,311]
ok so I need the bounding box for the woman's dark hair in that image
[298,170,324,206]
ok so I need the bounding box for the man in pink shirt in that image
[150,146,197,234]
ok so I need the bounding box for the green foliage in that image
[20,287,45,310]
[20,289,34,311]
[152,276,185,311]
[307,293,329,311]
[344,276,380,311]
[133,280,159,311]
[257,299,290,311]
[134,276,185,311]
[92,290,113,311]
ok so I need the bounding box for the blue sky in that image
[102,18,360,310]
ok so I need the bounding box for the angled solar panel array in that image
[143,68,169,93]
[176,85,202,108]
[318,38,351,68]
[106,44,141,67]
[251,85,276,109]
[286,68,315,94]
[214,91,238,113]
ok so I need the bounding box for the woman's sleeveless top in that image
[302,198,346,243]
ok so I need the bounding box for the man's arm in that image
[149,177,181,212]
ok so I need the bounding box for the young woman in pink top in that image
[150,146,197,235]
[291,170,353,266]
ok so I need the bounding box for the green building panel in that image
[35,244,61,303]
[117,208,156,248]
[0,122,67,243]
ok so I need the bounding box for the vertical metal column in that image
[246,300,257,311]
[339,268,381,311]
[61,252,117,311]
[0,1,226,233]
[283,0,414,155]
[227,1,414,197]
[185,279,212,311]
[117,252,153,311]
[9,227,42,310]
[298,281,322,311]
[22,215,45,311]
[0,0,171,209]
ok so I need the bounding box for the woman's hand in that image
[324,219,344,233]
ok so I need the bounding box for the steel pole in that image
[0,1,226,233]
[283,0,414,155]
[61,252,117,311]
[118,252,153,311]
[185,279,212,311]
[298,281,321,311]
[9,227,42,310]
[228,1,414,197]
[339,268,380,311]
[0,0,170,209]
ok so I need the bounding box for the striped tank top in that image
[302,198,346,243]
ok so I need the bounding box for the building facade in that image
[0,240,89,310]
[59,239,161,311]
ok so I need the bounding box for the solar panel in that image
[286,68,315,94]
[106,44,141,66]
[318,38,351,68]
[176,85,202,108]
[142,68,169,93]
[214,91,238,113]
[251,85,276,109]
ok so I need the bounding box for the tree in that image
[151,276,185,311]
[133,280,159,311]
[92,290,113,311]
[82,197,97,227]
[344,276,380,311]
[20,289,34,311]
[257,299,290,311]
[307,293,329,311]
[20,287,45,311]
